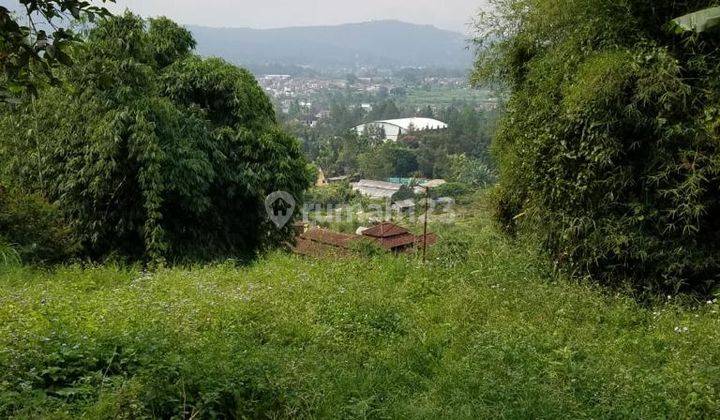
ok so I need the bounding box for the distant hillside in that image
[187,20,473,71]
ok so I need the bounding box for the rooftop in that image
[362,222,410,238]
[374,117,448,131]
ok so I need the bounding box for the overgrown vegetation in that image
[0,13,312,262]
[1,196,719,418]
[298,103,499,180]
[475,0,720,294]
[0,0,114,99]
[0,187,76,264]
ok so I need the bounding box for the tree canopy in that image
[475,0,720,294]
[0,0,114,100]
[0,13,312,262]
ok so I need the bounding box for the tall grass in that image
[0,202,719,418]
[0,241,20,268]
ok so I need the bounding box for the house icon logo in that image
[264,191,296,228]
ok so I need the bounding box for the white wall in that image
[356,123,403,141]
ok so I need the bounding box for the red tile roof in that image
[361,222,409,239]
[302,228,357,249]
[376,233,417,250]
[415,233,438,247]
[294,237,352,258]
[293,225,438,258]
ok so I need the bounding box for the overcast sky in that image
[102,0,488,33]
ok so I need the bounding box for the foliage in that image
[0,0,113,100]
[295,102,499,180]
[431,182,473,199]
[0,13,312,262]
[427,227,472,268]
[446,154,496,187]
[358,142,419,179]
[305,182,357,207]
[0,239,20,268]
[0,187,76,264]
[474,0,720,294]
[2,199,720,417]
[348,237,386,257]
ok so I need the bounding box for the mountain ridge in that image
[187,20,473,71]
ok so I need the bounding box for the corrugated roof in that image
[352,180,403,199]
[375,118,448,131]
[354,180,403,190]
[392,199,416,209]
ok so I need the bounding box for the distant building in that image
[293,228,356,258]
[301,116,318,127]
[316,168,328,187]
[352,180,410,200]
[293,223,437,257]
[327,175,350,184]
[361,222,437,253]
[387,177,426,186]
[392,198,416,215]
[414,179,447,194]
[354,118,448,141]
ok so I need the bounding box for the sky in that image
[102,0,488,34]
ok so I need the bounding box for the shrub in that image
[0,240,20,268]
[349,237,386,257]
[446,154,496,187]
[431,182,473,199]
[0,188,76,264]
[305,182,357,207]
[474,0,720,294]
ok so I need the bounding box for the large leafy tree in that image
[475,0,720,294]
[0,13,312,261]
[0,0,113,99]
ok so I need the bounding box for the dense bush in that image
[431,182,473,199]
[0,187,76,264]
[304,182,358,207]
[475,0,720,294]
[446,154,496,187]
[358,142,419,179]
[0,13,312,261]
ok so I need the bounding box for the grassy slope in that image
[1,201,720,418]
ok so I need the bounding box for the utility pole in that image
[423,186,429,263]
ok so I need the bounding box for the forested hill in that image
[187,20,473,70]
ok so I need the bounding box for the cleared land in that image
[1,197,719,418]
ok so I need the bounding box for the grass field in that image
[1,197,720,418]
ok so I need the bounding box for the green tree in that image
[0,13,311,262]
[359,143,418,179]
[0,0,113,99]
[474,0,720,294]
